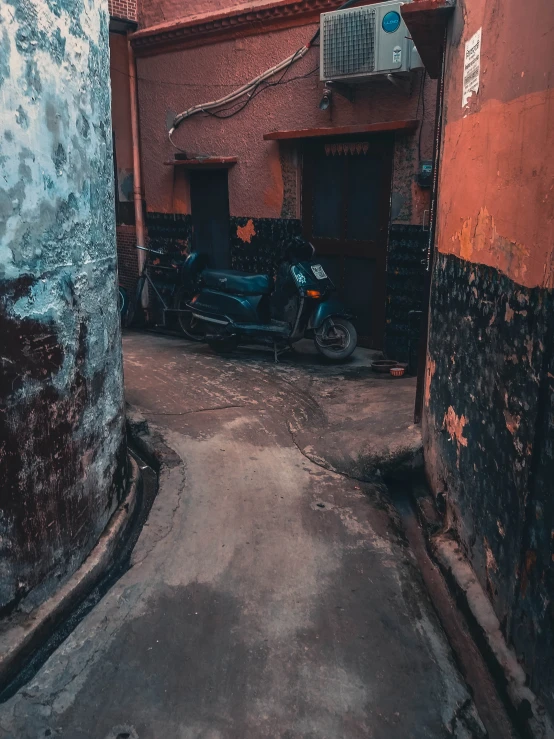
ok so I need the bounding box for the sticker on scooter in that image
[311,265,327,280]
[291,266,307,285]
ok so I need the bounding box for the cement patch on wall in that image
[0,0,125,612]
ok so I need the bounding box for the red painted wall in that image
[434,0,553,291]
[135,22,436,223]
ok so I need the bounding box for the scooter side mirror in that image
[285,238,315,264]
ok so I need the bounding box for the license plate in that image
[311,264,327,280]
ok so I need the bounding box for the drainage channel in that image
[0,449,158,704]
[387,479,522,739]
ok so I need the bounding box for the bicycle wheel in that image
[173,285,206,342]
[118,286,128,321]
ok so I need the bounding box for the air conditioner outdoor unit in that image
[320,1,422,82]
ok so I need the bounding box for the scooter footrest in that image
[235,322,289,334]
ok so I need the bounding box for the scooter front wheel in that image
[314,317,357,361]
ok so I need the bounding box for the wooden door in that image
[302,135,393,348]
[190,169,231,269]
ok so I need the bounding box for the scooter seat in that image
[202,269,272,296]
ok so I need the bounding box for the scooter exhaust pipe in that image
[192,313,229,326]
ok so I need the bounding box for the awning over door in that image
[164,156,238,168]
[263,120,419,141]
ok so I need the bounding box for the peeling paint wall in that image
[423,0,554,713]
[0,0,126,612]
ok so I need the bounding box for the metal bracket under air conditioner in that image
[385,73,411,95]
[327,80,355,103]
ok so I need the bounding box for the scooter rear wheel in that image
[173,286,206,342]
[314,317,357,361]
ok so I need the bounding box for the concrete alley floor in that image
[0,333,485,739]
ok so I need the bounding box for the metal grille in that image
[322,7,376,79]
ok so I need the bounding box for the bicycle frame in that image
[135,245,188,328]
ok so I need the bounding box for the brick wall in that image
[116,224,139,294]
[108,0,137,21]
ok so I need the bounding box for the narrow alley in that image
[1,0,553,736]
[0,333,489,738]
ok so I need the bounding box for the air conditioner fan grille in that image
[322,8,376,79]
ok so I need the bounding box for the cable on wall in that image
[168,45,311,148]
[167,0,363,148]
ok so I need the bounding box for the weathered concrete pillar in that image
[0,0,126,611]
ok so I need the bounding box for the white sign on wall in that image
[462,28,482,107]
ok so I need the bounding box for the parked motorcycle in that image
[181,240,357,361]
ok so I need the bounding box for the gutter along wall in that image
[423,0,554,713]
[130,2,437,357]
[0,0,126,611]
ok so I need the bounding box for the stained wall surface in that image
[0,0,126,611]
[423,0,554,713]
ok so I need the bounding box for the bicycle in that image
[118,285,128,319]
[126,245,205,341]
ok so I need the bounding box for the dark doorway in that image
[190,169,230,269]
[302,135,393,348]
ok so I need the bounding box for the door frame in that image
[301,134,394,349]
[190,167,231,269]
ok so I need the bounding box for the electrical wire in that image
[202,52,297,119]
[169,44,311,136]
[167,62,318,150]
[203,60,319,119]
[418,70,426,160]
[415,69,424,119]
[115,53,316,149]
[168,0,362,143]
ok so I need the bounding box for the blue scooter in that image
[182,239,357,361]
